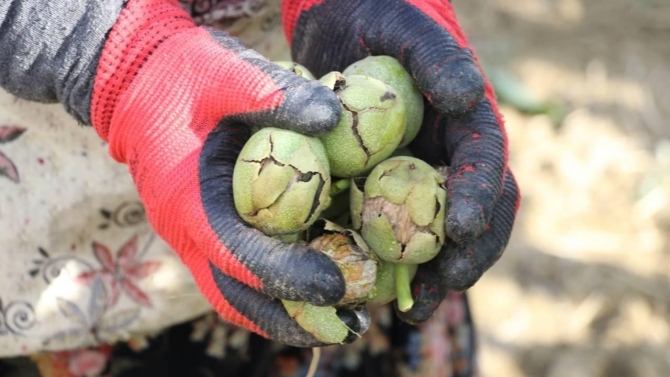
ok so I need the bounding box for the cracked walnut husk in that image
[354,156,446,265]
[307,220,378,306]
[232,127,331,236]
[343,56,424,148]
[318,72,407,178]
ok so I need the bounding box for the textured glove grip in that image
[282,0,467,49]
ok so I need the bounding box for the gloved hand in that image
[282,0,521,323]
[90,0,368,346]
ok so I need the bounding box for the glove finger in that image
[194,122,347,306]
[182,250,369,347]
[412,97,508,244]
[287,1,484,116]
[394,261,446,324]
[362,0,485,116]
[208,29,340,136]
[436,169,520,291]
[407,101,449,165]
[445,98,507,244]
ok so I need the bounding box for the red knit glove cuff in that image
[282,0,469,47]
[281,0,310,43]
[91,0,195,140]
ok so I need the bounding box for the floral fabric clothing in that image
[0,0,478,376]
[0,90,211,356]
[1,294,476,377]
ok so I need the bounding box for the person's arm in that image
[0,0,124,124]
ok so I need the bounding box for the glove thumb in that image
[209,31,341,136]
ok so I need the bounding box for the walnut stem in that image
[395,263,414,312]
[306,347,321,377]
[329,178,351,197]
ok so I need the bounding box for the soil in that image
[454,1,670,376]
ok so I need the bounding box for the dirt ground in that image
[452,1,670,376]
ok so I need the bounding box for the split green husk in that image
[232,127,331,236]
[282,300,351,344]
[318,72,407,177]
[306,220,378,306]
[280,220,377,344]
[352,156,447,311]
[343,56,424,148]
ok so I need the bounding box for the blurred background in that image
[454,0,670,376]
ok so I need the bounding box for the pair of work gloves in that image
[43,0,522,346]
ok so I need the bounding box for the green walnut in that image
[318,72,407,178]
[343,56,424,148]
[282,300,351,344]
[351,157,446,312]
[273,61,315,80]
[233,128,331,236]
[356,156,446,265]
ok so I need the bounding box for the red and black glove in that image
[90,0,369,346]
[282,0,521,323]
